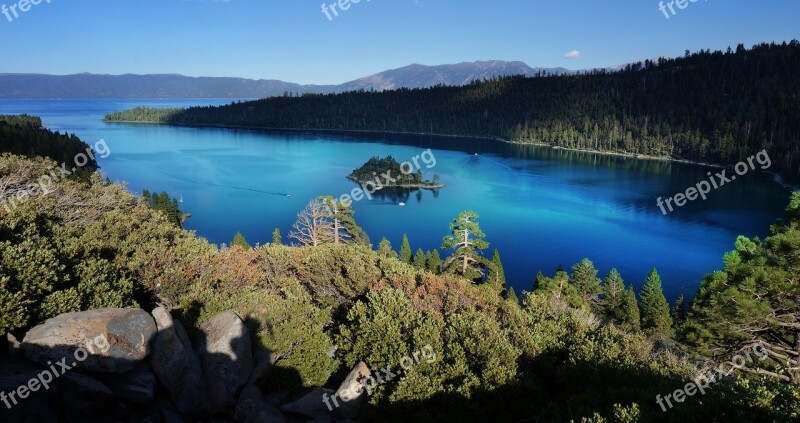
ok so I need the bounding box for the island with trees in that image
[348,155,443,189]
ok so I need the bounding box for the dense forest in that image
[0,115,98,174]
[2,117,799,421]
[105,41,800,183]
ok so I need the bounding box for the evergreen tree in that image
[532,271,545,291]
[441,211,489,280]
[413,248,426,269]
[142,190,182,227]
[601,268,626,321]
[377,237,397,259]
[506,287,519,305]
[684,192,800,384]
[622,284,641,331]
[231,231,251,250]
[570,258,602,305]
[319,195,370,246]
[671,294,687,326]
[639,268,674,337]
[272,228,282,245]
[490,249,506,289]
[400,234,412,264]
[425,249,443,274]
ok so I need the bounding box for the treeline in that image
[106,41,800,182]
[0,115,98,173]
[142,190,185,228]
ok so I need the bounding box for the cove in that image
[0,99,791,301]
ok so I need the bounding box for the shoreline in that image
[346,175,444,190]
[105,119,796,189]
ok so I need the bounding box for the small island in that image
[348,155,444,189]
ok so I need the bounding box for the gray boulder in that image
[197,310,253,413]
[22,308,157,373]
[148,306,205,414]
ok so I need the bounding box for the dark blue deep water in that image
[0,99,792,301]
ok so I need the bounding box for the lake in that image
[0,99,792,301]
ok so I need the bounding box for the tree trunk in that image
[462,228,469,274]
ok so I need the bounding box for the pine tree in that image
[601,268,626,321]
[426,249,442,273]
[671,294,687,326]
[532,271,545,291]
[639,268,674,337]
[684,193,800,383]
[413,248,426,269]
[377,237,397,258]
[400,234,412,264]
[272,228,282,245]
[506,287,519,305]
[490,249,506,289]
[231,231,251,249]
[319,195,369,246]
[570,258,602,305]
[441,211,489,280]
[622,284,641,331]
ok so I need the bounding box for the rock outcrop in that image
[196,310,253,413]
[21,308,157,373]
[148,306,206,414]
[1,307,364,422]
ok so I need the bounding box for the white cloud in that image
[564,50,581,60]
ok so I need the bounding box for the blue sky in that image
[0,0,798,84]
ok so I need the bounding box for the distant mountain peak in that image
[0,61,575,99]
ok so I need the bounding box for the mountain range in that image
[0,61,574,99]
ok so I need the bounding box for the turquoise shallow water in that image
[0,99,791,300]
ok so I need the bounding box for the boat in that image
[399,202,406,206]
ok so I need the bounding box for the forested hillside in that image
[106,41,800,182]
[2,117,799,421]
[0,115,98,173]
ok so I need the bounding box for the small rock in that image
[22,308,157,374]
[6,333,21,356]
[148,306,205,414]
[335,361,371,417]
[197,311,253,413]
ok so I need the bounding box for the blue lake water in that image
[0,99,792,301]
